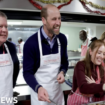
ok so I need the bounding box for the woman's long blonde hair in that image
[100,32,105,41]
[83,39,105,82]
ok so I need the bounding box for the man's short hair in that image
[41,4,57,19]
[41,7,47,19]
[0,11,7,19]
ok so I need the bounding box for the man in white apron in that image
[23,4,68,105]
[0,11,19,105]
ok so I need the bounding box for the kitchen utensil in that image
[49,99,57,105]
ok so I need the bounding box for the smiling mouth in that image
[54,27,60,30]
[0,35,7,36]
[97,59,102,63]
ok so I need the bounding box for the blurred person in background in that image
[17,37,24,54]
[8,37,12,42]
[8,37,16,46]
[8,37,18,53]
[0,11,19,105]
[79,29,91,57]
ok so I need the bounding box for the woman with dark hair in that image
[67,38,105,105]
[79,29,91,57]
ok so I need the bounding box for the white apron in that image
[30,30,64,105]
[0,43,13,105]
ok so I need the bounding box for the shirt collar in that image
[41,27,56,41]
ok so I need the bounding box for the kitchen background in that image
[7,20,105,50]
[7,20,105,84]
[1,0,105,104]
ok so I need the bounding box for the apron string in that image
[38,30,61,57]
[3,44,5,54]
[4,43,13,66]
[96,66,101,83]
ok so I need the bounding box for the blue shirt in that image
[23,26,68,93]
[41,27,56,49]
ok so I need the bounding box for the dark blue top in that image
[0,41,19,88]
[23,27,68,93]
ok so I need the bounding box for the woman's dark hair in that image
[79,30,87,42]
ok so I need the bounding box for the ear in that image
[89,48,92,55]
[42,17,46,25]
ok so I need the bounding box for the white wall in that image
[86,26,96,40]
[96,26,105,39]
[60,26,85,50]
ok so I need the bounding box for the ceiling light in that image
[7,22,22,25]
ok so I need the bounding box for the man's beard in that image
[48,27,60,35]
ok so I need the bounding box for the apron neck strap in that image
[57,38,61,54]
[38,30,43,57]
[3,44,5,54]
[3,43,13,65]
[96,66,101,83]
[38,30,61,57]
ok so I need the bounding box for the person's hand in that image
[80,76,94,97]
[57,71,65,84]
[85,75,95,84]
[38,87,51,103]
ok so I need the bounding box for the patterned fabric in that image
[92,95,105,102]
[67,89,90,105]
[92,63,105,102]
[67,66,104,105]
